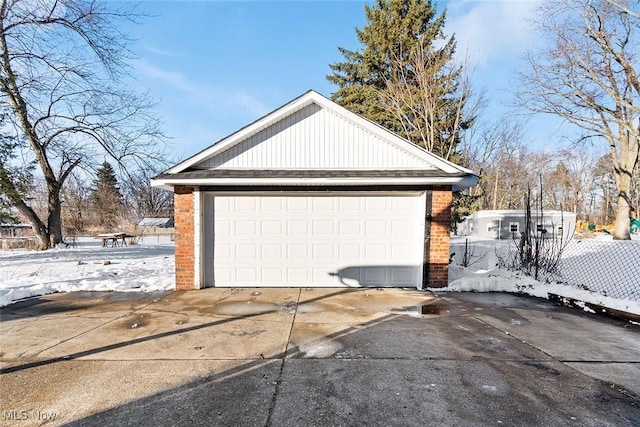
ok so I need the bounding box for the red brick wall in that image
[174,186,195,290]
[428,186,452,287]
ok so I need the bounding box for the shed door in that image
[203,193,425,288]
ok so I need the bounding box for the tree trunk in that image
[612,191,631,240]
[611,131,638,240]
[12,199,49,249]
[611,167,632,239]
[47,183,63,246]
[611,174,631,240]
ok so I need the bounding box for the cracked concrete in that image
[0,289,638,426]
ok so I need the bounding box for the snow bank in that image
[0,236,175,307]
[438,264,640,316]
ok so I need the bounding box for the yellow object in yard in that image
[575,220,589,232]
[601,223,614,234]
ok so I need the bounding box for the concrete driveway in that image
[1,288,639,426]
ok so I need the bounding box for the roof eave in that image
[151,175,478,191]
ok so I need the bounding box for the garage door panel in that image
[392,220,412,234]
[216,221,232,236]
[338,197,361,210]
[313,268,331,282]
[215,245,232,259]
[235,198,256,211]
[287,221,307,235]
[235,245,256,259]
[235,221,256,235]
[391,267,416,283]
[262,268,283,282]
[287,198,308,210]
[365,220,387,235]
[262,245,283,258]
[287,268,308,282]
[236,268,257,282]
[391,243,414,259]
[261,221,282,235]
[312,198,335,210]
[339,220,360,234]
[365,197,387,211]
[287,244,308,258]
[312,220,334,235]
[364,267,387,283]
[339,244,360,258]
[214,268,232,283]
[365,244,387,259]
[207,194,425,288]
[392,197,417,210]
[261,197,282,211]
[312,244,334,259]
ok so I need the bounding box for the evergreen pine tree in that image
[327,0,471,160]
[91,162,122,229]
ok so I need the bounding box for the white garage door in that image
[203,193,426,288]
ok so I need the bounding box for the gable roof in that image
[152,90,478,190]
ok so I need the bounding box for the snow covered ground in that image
[1,234,638,318]
[0,236,174,307]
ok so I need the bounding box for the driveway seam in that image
[264,288,301,427]
[471,313,557,360]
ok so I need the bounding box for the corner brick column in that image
[174,186,195,290]
[428,186,452,287]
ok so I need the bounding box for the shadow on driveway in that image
[1,289,639,426]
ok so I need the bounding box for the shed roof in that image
[138,218,174,227]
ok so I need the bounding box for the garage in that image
[152,90,478,290]
[203,193,425,287]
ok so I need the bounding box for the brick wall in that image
[428,186,452,287]
[174,186,195,290]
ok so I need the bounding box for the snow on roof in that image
[138,218,173,227]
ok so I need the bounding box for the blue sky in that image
[127,0,570,163]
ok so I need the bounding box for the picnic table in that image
[96,232,135,248]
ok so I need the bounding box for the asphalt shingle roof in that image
[154,169,468,180]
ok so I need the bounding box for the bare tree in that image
[379,40,478,160]
[61,171,91,238]
[461,118,527,210]
[546,149,598,217]
[0,0,167,249]
[518,0,640,239]
[123,166,174,221]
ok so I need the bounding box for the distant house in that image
[137,218,174,228]
[0,223,32,238]
[458,210,576,240]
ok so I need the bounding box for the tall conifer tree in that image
[91,162,122,229]
[328,0,471,160]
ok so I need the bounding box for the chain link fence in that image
[450,238,640,302]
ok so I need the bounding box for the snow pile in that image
[439,264,640,316]
[0,236,175,307]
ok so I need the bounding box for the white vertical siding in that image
[196,104,432,169]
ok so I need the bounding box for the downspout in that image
[422,189,433,289]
